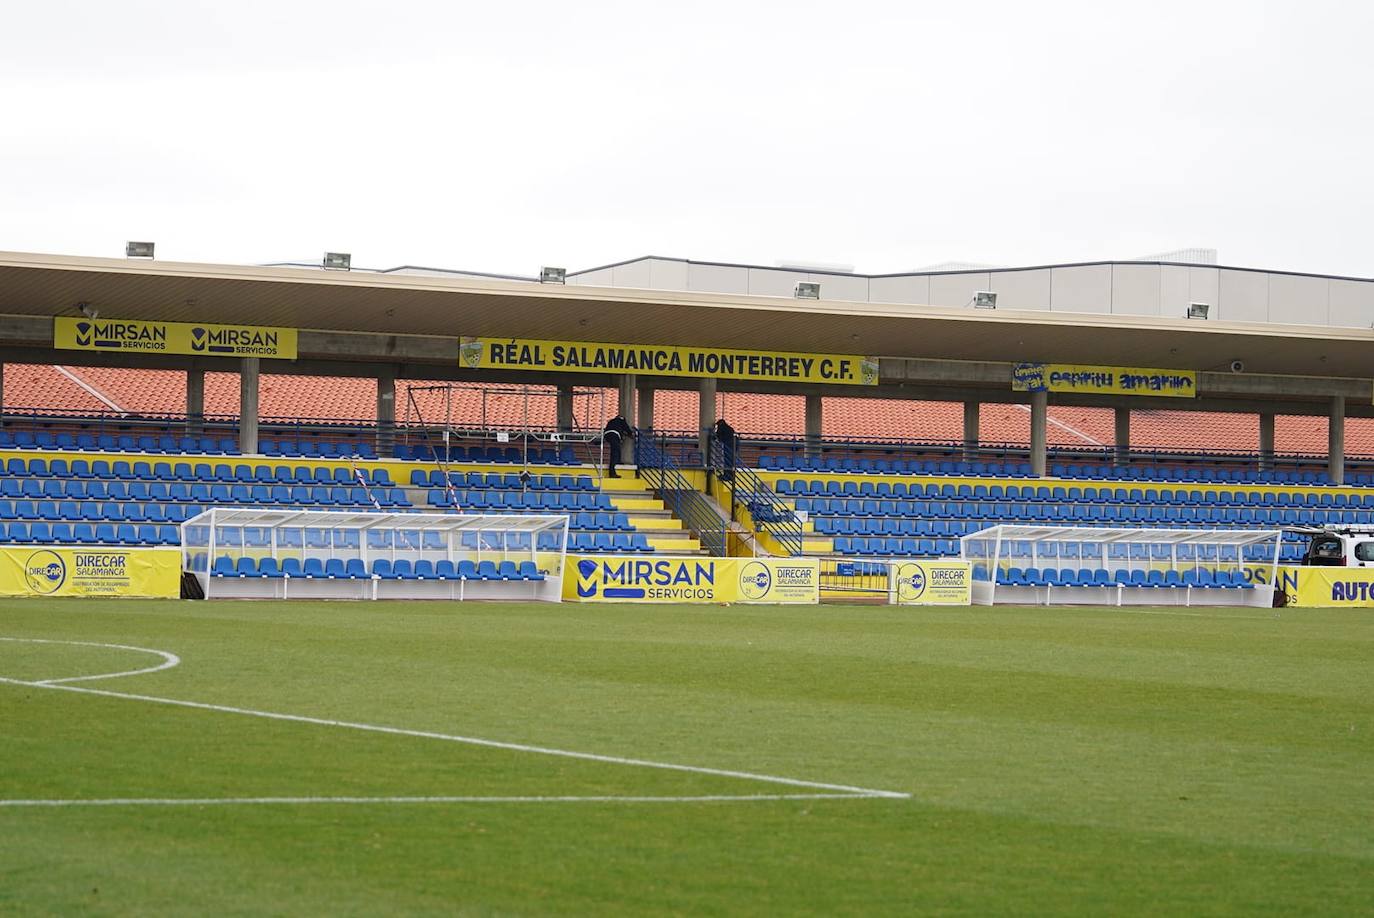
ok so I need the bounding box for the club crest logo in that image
[576,558,600,597]
[738,561,772,600]
[895,562,927,601]
[24,550,67,595]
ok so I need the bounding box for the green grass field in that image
[1,599,1371,916]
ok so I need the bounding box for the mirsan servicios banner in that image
[565,556,820,603]
[54,317,297,359]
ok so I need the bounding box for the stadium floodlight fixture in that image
[794,282,821,299]
[322,252,351,271]
[1187,302,1210,320]
[540,266,567,284]
[125,241,155,259]
[972,291,997,309]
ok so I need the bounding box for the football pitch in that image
[1,599,1370,915]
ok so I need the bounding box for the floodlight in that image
[125,241,155,259]
[973,291,997,309]
[322,252,351,271]
[1187,302,1210,319]
[540,266,567,284]
[794,282,821,299]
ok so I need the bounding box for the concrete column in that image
[699,377,717,462]
[962,400,980,462]
[1258,412,1275,472]
[1329,396,1345,486]
[0,359,6,424]
[1029,390,1047,477]
[239,357,259,455]
[616,375,635,465]
[376,371,396,459]
[556,385,575,433]
[1114,407,1130,467]
[804,393,823,459]
[185,368,204,436]
[636,382,654,432]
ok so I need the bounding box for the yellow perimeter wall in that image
[565,555,819,604]
[0,547,180,598]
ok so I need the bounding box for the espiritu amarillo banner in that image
[889,560,972,605]
[0,547,181,598]
[55,317,297,359]
[461,336,878,386]
[564,556,820,603]
[1012,363,1195,398]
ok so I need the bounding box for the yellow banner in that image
[1276,566,1374,607]
[1012,363,1195,398]
[461,336,877,386]
[0,547,180,598]
[565,556,820,603]
[889,560,972,605]
[55,317,297,359]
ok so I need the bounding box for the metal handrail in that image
[636,435,726,556]
[710,437,802,556]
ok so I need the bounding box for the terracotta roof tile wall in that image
[11,365,1374,458]
[5,364,110,415]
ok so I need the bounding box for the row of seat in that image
[1,432,240,454]
[811,505,1371,532]
[989,566,1254,589]
[779,480,1372,506]
[0,430,383,459]
[0,500,204,523]
[570,532,653,553]
[257,439,377,459]
[760,456,1035,475]
[829,537,1292,563]
[0,521,179,546]
[210,555,545,581]
[0,480,411,507]
[202,529,557,551]
[196,528,647,553]
[758,454,1352,485]
[1048,463,1351,486]
[2,458,395,486]
[425,490,614,512]
[396,444,579,465]
[832,537,961,557]
[409,470,598,491]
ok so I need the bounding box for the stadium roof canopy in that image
[1,250,1372,382]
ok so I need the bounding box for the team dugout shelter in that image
[0,249,1370,482]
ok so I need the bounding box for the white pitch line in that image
[0,793,885,808]
[0,637,181,685]
[1109,608,1279,622]
[0,638,909,801]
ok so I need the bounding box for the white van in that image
[1295,528,1374,568]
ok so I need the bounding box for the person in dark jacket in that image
[713,418,737,482]
[603,415,635,478]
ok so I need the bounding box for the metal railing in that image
[711,437,803,556]
[636,434,726,556]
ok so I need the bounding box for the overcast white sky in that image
[2,1,1371,277]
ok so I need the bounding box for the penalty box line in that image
[0,793,886,808]
[0,676,910,801]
